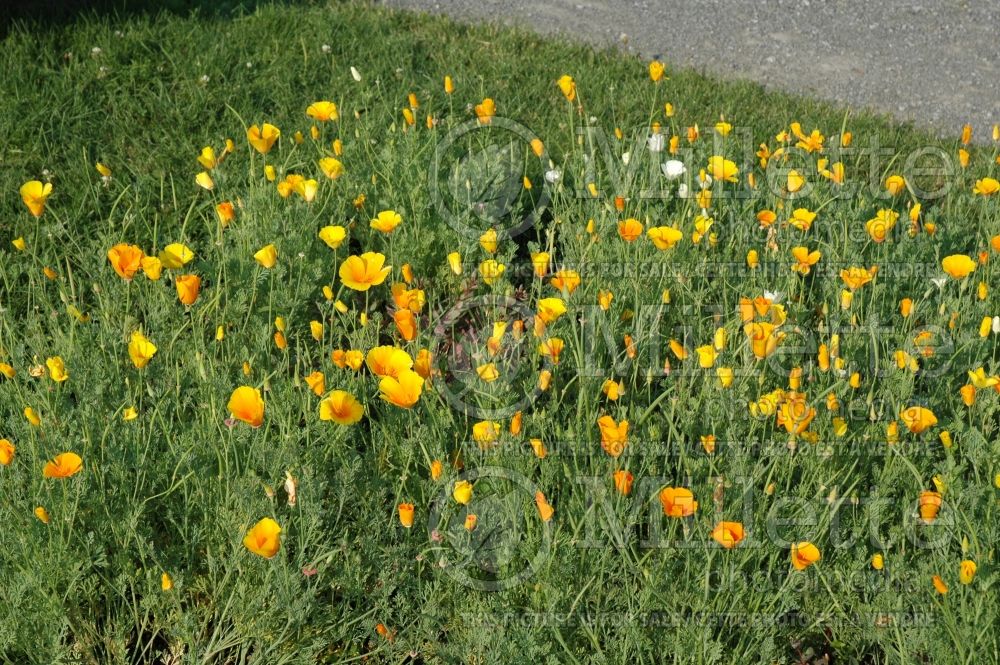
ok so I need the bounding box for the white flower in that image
[647,134,664,153]
[321,44,332,53]
[697,171,713,188]
[544,169,562,184]
[931,277,948,289]
[350,66,362,82]
[621,152,631,166]
[763,290,784,303]
[677,183,689,198]
[993,316,1000,334]
[661,160,686,180]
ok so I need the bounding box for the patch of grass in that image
[1,2,999,663]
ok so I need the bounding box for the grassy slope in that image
[1,2,998,664]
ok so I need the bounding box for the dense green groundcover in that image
[1,1,999,663]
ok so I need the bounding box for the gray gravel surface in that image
[383,0,1000,140]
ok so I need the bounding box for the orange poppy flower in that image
[43,452,83,478]
[613,469,633,495]
[617,218,644,242]
[108,244,145,280]
[175,274,201,305]
[659,487,698,518]
[397,503,415,528]
[710,521,745,549]
[790,541,821,570]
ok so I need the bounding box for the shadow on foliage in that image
[2,0,328,36]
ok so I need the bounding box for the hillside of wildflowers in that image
[1,3,999,663]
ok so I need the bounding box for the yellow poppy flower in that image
[254,244,278,269]
[840,266,877,290]
[370,210,402,233]
[790,246,821,274]
[602,379,624,401]
[790,542,821,570]
[20,180,52,217]
[865,209,898,243]
[885,174,906,196]
[536,297,566,324]
[646,225,683,250]
[247,123,280,154]
[318,157,344,179]
[538,338,565,364]
[45,356,68,383]
[476,363,499,382]
[479,259,505,286]
[453,480,473,505]
[707,156,738,183]
[786,169,804,193]
[128,331,157,369]
[243,517,281,558]
[474,98,495,124]
[339,252,391,291]
[319,225,347,249]
[378,370,424,408]
[159,243,194,269]
[788,208,816,231]
[972,177,999,196]
[649,60,665,81]
[0,439,14,465]
[959,560,977,585]
[318,390,364,425]
[941,254,976,279]
[194,171,214,190]
[695,345,716,368]
[366,346,413,378]
[306,101,339,122]
[228,386,264,427]
[556,75,576,102]
[899,406,937,434]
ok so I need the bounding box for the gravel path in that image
[383,0,1000,141]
